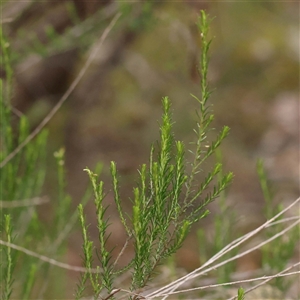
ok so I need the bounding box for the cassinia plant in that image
[1,7,298,300]
[76,10,233,299]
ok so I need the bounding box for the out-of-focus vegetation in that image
[1,1,299,299]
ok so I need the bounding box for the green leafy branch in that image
[78,10,233,297]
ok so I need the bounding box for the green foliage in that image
[197,149,237,284]
[2,215,14,300]
[1,28,83,299]
[78,10,233,296]
[1,32,48,298]
[119,1,156,33]
[53,148,72,237]
[65,1,81,26]
[1,5,298,300]
[22,263,37,300]
[0,32,13,101]
[257,159,299,292]
[237,287,245,300]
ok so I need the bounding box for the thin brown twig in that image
[0,18,13,24]
[0,12,121,169]
[102,288,121,300]
[0,196,49,208]
[112,235,132,269]
[3,102,24,118]
[0,239,101,273]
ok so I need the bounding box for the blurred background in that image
[1,0,299,298]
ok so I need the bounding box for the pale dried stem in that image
[0,239,100,273]
[145,197,300,299]
[0,196,49,208]
[228,262,300,300]
[160,262,300,297]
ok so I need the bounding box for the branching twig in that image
[159,219,300,299]
[145,197,300,298]
[159,262,300,297]
[228,262,300,300]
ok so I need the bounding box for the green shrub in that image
[1,9,298,300]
